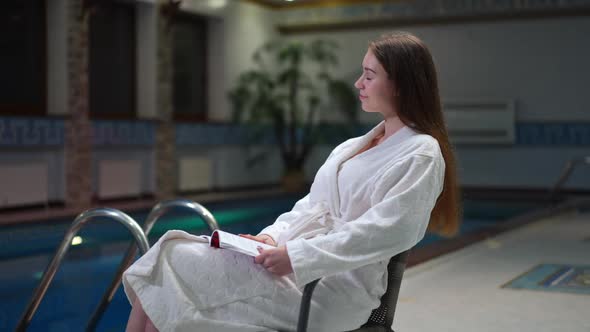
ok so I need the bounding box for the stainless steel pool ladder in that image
[550,156,590,200]
[86,199,219,331]
[15,208,149,332]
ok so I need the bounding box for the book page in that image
[198,235,211,243]
[212,230,275,256]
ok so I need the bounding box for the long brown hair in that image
[369,32,461,236]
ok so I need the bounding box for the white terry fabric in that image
[123,230,293,309]
[122,121,445,331]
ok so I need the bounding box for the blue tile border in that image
[516,123,590,146]
[92,120,155,147]
[176,123,260,146]
[0,117,157,147]
[1,116,590,148]
[176,122,590,147]
[503,264,590,295]
[0,117,65,147]
[175,123,361,146]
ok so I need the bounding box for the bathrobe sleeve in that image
[257,194,312,243]
[286,154,445,287]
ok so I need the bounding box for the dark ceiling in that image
[245,0,384,9]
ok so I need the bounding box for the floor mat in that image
[503,264,590,295]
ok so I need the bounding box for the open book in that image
[197,230,275,257]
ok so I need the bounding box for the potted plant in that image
[229,39,358,191]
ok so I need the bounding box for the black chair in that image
[296,250,410,332]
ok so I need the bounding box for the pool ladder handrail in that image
[15,208,149,332]
[86,199,219,331]
[550,156,590,201]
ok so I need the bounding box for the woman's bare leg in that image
[145,317,159,332]
[126,298,149,332]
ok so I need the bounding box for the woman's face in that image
[354,49,397,117]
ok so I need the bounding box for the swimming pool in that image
[0,194,543,331]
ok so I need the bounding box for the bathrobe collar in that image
[326,121,417,218]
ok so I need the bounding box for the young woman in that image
[124,31,460,332]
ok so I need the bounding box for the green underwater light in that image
[149,208,275,236]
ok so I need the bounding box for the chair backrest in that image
[361,250,410,329]
[296,250,410,332]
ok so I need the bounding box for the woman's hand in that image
[254,245,294,276]
[239,234,277,247]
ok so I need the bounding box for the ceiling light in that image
[208,0,227,9]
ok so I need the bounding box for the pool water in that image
[0,196,542,331]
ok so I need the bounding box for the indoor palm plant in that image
[229,39,358,191]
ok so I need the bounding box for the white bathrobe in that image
[122,122,445,332]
